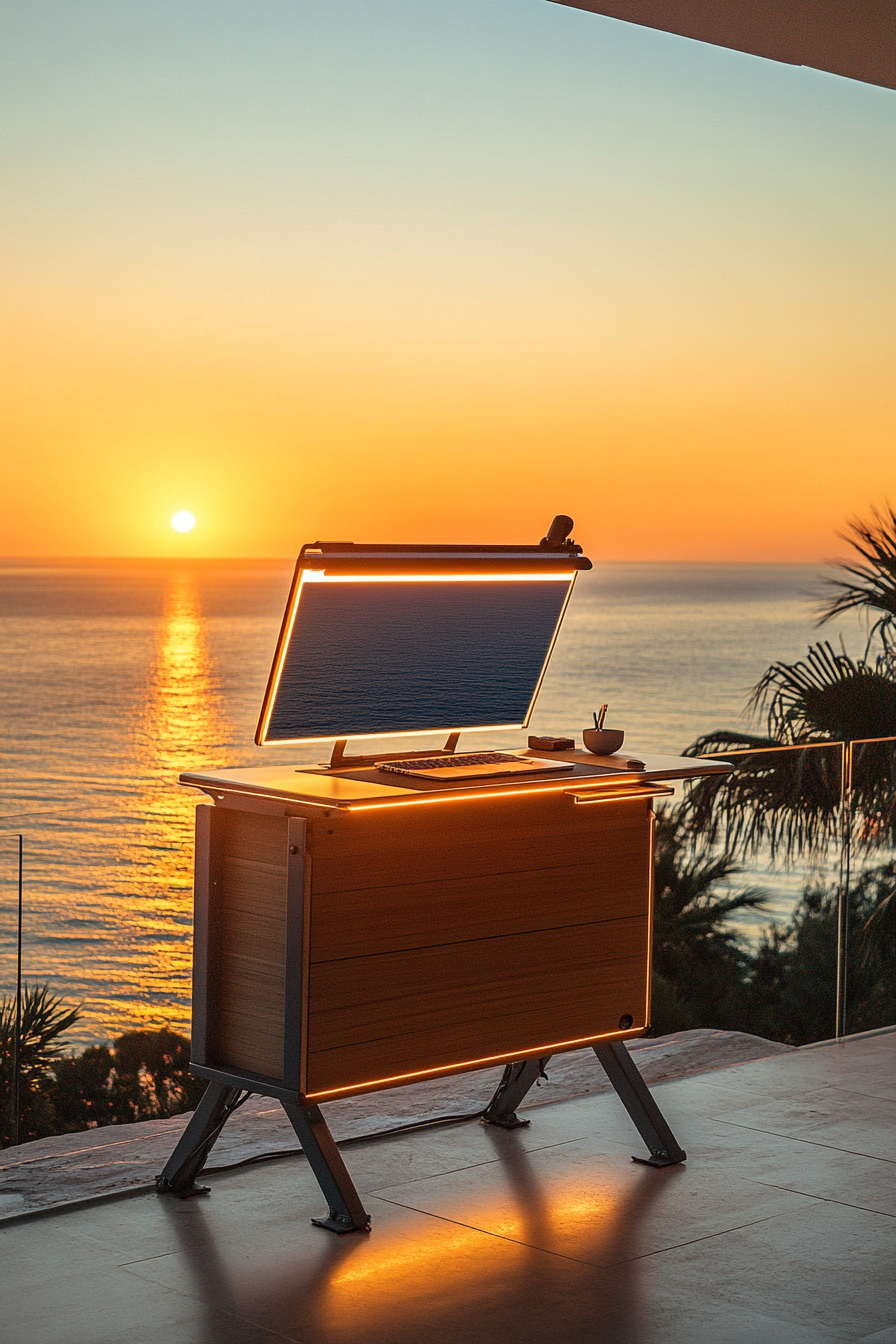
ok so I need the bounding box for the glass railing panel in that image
[681,738,896,1045]
[839,737,896,1040]
[0,795,196,1052]
[684,742,844,862]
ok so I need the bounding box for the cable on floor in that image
[202,1063,544,1176]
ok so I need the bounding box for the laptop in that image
[375,751,571,781]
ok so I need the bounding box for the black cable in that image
[202,1062,552,1177]
[173,1089,253,1177]
[204,1105,488,1176]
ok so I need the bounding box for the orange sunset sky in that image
[1,1,894,562]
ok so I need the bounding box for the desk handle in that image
[565,782,674,805]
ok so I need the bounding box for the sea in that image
[0,559,865,1050]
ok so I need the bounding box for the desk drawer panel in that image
[310,849,648,962]
[305,915,648,1096]
[309,795,651,894]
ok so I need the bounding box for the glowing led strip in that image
[197,777,665,812]
[343,777,661,811]
[302,570,575,583]
[305,1022,644,1100]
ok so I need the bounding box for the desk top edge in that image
[179,749,730,808]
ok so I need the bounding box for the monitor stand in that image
[324,731,460,771]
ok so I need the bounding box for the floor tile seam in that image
[361,1154,552,1194]
[117,1264,301,1342]
[199,1142,555,1194]
[826,1083,896,1104]
[362,1132,602,1193]
[117,1249,180,1268]
[366,1195,818,1270]
[366,1193,619,1269]
[781,1080,896,1102]
[708,1117,896,1163]
[695,1080,840,1100]
[669,1086,841,1113]
[600,1208,823,1268]
[747,1179,896,1222]
[700,1081,888,1107]
[0,1182,159,1227]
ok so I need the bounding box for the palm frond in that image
[0,985,81,1080]
[815,502,896,630]
[749,640,896,744]
[654,807,770,931]
[682,729,843,859]
[682,640,896,859]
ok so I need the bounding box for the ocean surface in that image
[0,559,863,1049]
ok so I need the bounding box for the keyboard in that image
[376,751,570,781]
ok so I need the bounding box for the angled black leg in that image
[156,1086,369,1230]
[282,1101,371,1233]
[482,1056,553,1129]
[593,1042,686,1167]
[156,1082,243,1196]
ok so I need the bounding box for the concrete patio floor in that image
[2,1029,894,1344]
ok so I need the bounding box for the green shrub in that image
[2,994,205,1148]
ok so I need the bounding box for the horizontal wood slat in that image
[306,793,650,894]
[310,845,648,963]
[305,915,648,1095]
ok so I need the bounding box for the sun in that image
[171,510,196,533]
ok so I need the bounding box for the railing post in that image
[835,741,852,1041]
[13,835,23,1148]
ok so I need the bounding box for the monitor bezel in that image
[255,542,590,747]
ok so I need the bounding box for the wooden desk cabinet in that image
[158,751,726,1231]
[194,789,655,1102]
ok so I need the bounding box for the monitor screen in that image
[257,571,575,743]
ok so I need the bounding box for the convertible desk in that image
[157,525,729,1230]
[157,747,728,1230]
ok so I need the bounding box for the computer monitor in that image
[256,539,591,746]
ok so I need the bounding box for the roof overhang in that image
[550,1,896,91]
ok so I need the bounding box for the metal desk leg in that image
[282,1101,371,1233]
[593,1042,687,1167]
[156,1082,242,1196]
[482,1056,553,1129]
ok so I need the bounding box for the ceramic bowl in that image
[582,727,625,755]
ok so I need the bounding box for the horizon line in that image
[0,554,825,566]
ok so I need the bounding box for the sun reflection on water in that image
[138,570,229,784]
[114,572,231,1036]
